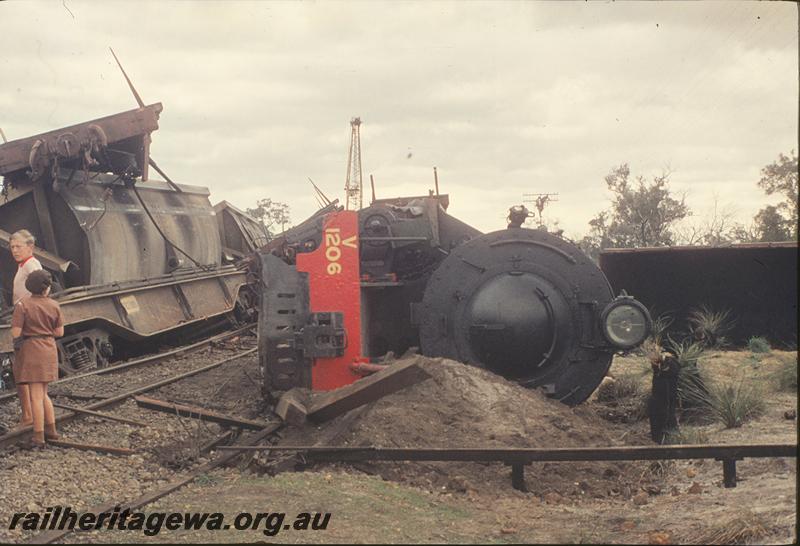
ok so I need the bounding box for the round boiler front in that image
[464,271,571,378]
[419,227,621,405]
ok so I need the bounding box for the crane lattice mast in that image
[344,117,363,211]
[523,192,559,226]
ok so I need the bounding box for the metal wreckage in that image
[0,101,652,405]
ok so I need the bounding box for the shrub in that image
[707,379,766,428]
[595,374,649,422]
[668,338,704,368]
[687,305,735,348]
[649,313,674,345]
[748,336,771,354]
[772,353,798,391]
[663,338,714,423]
[195,473,220,486]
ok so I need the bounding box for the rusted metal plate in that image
[0,104,162,176]
[31,183,60,256]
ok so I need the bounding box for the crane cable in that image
[129,181,212,271]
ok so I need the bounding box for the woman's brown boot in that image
[32,430,46,447]
[44,422,59,440]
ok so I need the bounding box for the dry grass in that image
[771,352,798,392]
[594,372,649,423]
[596,373,644,403]
[664,427,710,445]
[610,348,796,446]
[639,459,674,480]
[683,511,773,545]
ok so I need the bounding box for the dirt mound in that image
[342,356,611,449]
[280,356,654,497]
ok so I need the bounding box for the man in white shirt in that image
[9,229,42,428]
[11,230,43,304]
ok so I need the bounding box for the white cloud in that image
[0,0,796,235]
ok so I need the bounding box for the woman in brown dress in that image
[10,270,64,446]
[9,229,42,429]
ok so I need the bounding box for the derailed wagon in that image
[0,104,265,386]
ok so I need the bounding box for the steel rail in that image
[218,443,798,491]
[0,325,254,403]
[0,347,256,451]
[25,423,283,545]
[222,443,797,460]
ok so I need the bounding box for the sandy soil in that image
[52,348,797,544]
[63,461,796,544]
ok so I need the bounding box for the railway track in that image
[0,325,259,451]
[0,322,285,544]
[23,423,282,545]
[0,324,255,404]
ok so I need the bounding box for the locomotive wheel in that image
[419,227,619,405]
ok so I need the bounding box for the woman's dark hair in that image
[25,269,52,295]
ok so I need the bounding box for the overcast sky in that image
[0,1,797,237]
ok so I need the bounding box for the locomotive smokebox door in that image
[419,226,651,405]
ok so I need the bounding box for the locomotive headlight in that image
[601,296,651,349]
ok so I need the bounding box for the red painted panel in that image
[296,211,363,390]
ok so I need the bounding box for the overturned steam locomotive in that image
[257,197,652,406]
